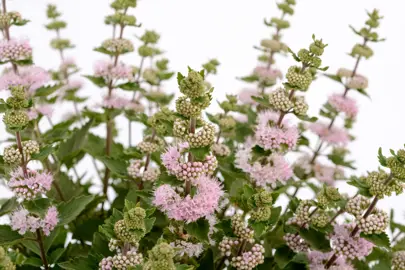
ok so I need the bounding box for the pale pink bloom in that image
[255,124,299,151]
[93,59,134,82]
[126,101,145,113]
[161,145,182,173]
[238,88,258,105]
[9,167,53,200]
[314,163,343,186]
[153,175,223,222]
[170,240,204,258]
[41,206,58,236]
[253,66,283,83]
[102,94,131,109]
[328,94,358,118]
[27,105,54,120]
[308,251,354,270]
[60,79,83,92]
[60,56,76,70]
[330,224,374,260]
[257,110,280,126]
[10,209,30,234]
[346,74,368,89]
[0,66,50,94]
[309,122,349,145]
[0,38,32,61]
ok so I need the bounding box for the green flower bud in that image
[351,44,373,59]
[137,136,164,154]
[218,116,236,131]
[286,66,312,90]
[270,17,290,29]
[50,38,73,50]
[397,149,405,163]
[138,45,160,57]
[219,101,233,112]
[202,59,220,75]
[387,157,401,169]
[254,190,273,206]
[312,211,329,228]
[47,4,61,19]
[142,68,159,85]
[10,86,26,100]
[251,206,272,221]
[102,38,134,54]
[260,39,281,51]
[392,166,405,180]
[6,97,28,109]
[268,88,293,112]
[140,30,160,44]
[124,207,146,230]
[156,58,169,71]
[3,110,29,130]
[147,108,176,136]
[111,0,137,10]
[277,3,294,15]
[105,13,137,26]
[179,70,206,99]
[45,20,66,30]
[114,219,140,244]
[316,194,329,209]
[325,186,341,201]
[144,242,176,270]
[292,96,308,115]
[297,49,311,63]
[0,12,23,29]
[309,38,327,56]
[175,96,202,117]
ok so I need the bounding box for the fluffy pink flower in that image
[60,56,76,70]
[0,66,50,94]
[94,60,134,82]
[238,88,258,105]
[8,167,53,200]
[0,38,32,61]
[102,94,131,109]
[330,224,374,260]
[27,105,54,120]
[309,122,349,145]
[314,163,343,186]
[10,209,31,234]
[41,206,59,236]
[255,124,299,151]
[161,145,183,173]
[308,251,354,270]
[253,66,283,83]
[257,110,280,126]
[328,94,358,118]
[153,175,223,222]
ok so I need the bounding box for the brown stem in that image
[276,89,295,126]
[393,231,402,242]
[185,117,196,195]
[237,239,247,256]
[15,131,28,177]
[36,230,49,270]
[328,208,344,225]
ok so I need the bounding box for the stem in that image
[328,208,344,225]
[15,131,28,177]
[276,89,295,127]
[325,173,393,268]
[237,239,247,256]
[185,117,196,195]
[36,230,49,270]
[215,256,226,270]
[393,231,402,242]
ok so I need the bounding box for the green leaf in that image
[299,228,331,251]
[238,74,259,82]
[377,147,387,167]
[0,197,18,216]
[83,75,107,88]
[116,82,141,91]
[0,225,23,245]
[30,146,55,161]
[296,114,318,122]
[59,257,96,270]
[56,120,93,163]
[361,232,390,248]
[57,195,95,226]
[34,84,62,97]
[93,46,115,56]
[356,88,371,98]
[49,248,66,264]
[324,73,342,83]
[269,206,282,225]
[176,265,193,270]
[197,249,214,270]
[189,146,210,161]
[23,198,51,216]
[274,245,295,268]
[184,219,209,243]
[177,72,185,85]
[251,95,271,107]
[24,257,43,267]
[97,156,128,176]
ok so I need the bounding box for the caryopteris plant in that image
[0,0,403,269]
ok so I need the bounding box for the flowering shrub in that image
[0,0,403,270]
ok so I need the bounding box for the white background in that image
[0,0,404,223]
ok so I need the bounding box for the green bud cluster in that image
[46,4,61,19]
[142,68,159,84]
[45,20,66,30]
[0,11,24,29]
[114,206,147,244]
[363,170,403,199]
[268,88,293,112]
[105,13,137,26]
[173,119,215,148]
[144,241,176,270]
[111,0,137,10]
[286,66,313,91]
[147,108,176,136]
[202,59,220,75]
[140,30,160,44]
[138,45,161,57]
[218,116,236,132]
[156,58,169,71]
[102,38,134,54]
[3,110,28,131]
[175,96,202,117]
[231,214,254,240]
[0,247,15,270]
[292,96,308,115]
[316,186,341,209]
[311,211,329,228]
[270,17,290,29]
[250,190,273,222]
[50,38,73,50]
[350,43,373,59]
[218,94,238,113]
[137,136,164,154]
[179,70,207,99]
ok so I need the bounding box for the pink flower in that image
[238,88,258,105]
[330,224,374,260]
[161,145,182,173]
[314,163,343,186]
[0,66,50,94]
[328,94,358,118]
[309,122,349,145]
[255,123,299,151]
[253,66,283,83]
[101,94,131,109]
[27,105,54,120]
[41,206,59,236]
[347,74,368,89]
[10,209,31,234]
[93,59,133,82]
[8,167,53,200]
[308,251,354,270]
[60,57,76,70]
[257,110,280,126]
[0,38,32,61]
[153,175,223,223]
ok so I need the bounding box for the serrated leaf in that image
[59,257,96,270]
[57,195,95,225]
[238,74,259,82]
[299,228,331,251]
[24,257,43,266]
[324,73,343,83]
[93,46,115,56]
[296,114,318,122]
[34,84,62,97]
[83,75,107,88]
[31,146,54,161]
[0,197,18,216]
[361,232,391,248]
[97,156,128,176]
[0,225,23,245]
[185,219,209,243]
[177,72,185,85]
[116,82,141,91]
[378,147,387,167]
[274,245,295,268]
[49,248,66,264]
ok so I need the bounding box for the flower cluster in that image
[93,60,134,83]
[10,206,58,236]
[0,66,49,95]
[309,122,350,145]
[0,38,32,61]
[8,167,53,200]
